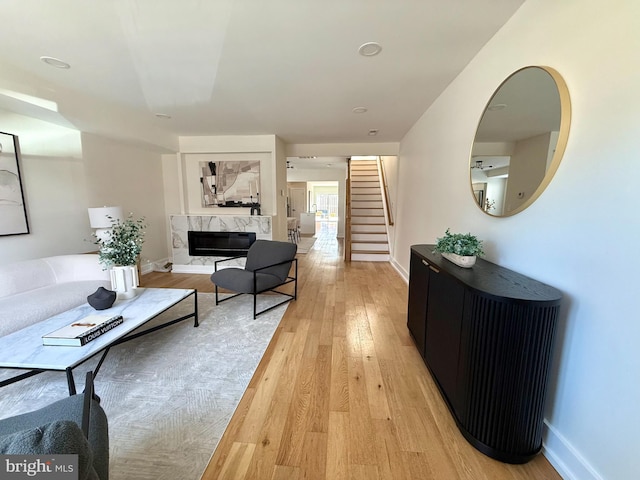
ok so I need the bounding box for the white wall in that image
[285,142,399,157]
[0,111,90,264]
[0,114,169,267]
[393,1,639,479]
[173,134,289,241]
[81,133,169,266]
[505,132,552,213]
[486,176,507,215]
[274,135,289,241]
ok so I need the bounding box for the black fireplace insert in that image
[188,231,257,257]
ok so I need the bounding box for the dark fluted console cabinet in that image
[407,245,561,464]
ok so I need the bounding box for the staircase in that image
[347,159,390,261]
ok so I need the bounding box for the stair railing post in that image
[345,157,352,262]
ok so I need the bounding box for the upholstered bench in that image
[0,255,110,338]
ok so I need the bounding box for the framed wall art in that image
[199,160,260,207]
[0,131,29,236]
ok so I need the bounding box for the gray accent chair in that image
[210,240,298,318]
[0,371,109,480]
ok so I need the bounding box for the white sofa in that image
[0,255,111,338]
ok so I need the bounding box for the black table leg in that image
[194,290,199,327]
[66,367,76,396]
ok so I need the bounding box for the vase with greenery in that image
[94,214,146,299]
[433,228,484,268]
[94,214,146,268]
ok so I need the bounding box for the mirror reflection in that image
[470,66,570,216]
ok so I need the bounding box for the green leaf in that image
[94,214,146,268]
[433,228,484,257]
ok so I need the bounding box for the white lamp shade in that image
[88,206,124,228]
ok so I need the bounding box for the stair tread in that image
[352,250,390,254]
[349,160,389,261]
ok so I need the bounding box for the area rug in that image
[0,292,289,480]
[296,235,316,254]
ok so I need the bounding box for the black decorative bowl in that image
[87,287,116,310]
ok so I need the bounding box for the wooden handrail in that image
[378,157,394,226]
[344,157,352,262]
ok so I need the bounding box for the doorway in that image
[285,156,347,240]
[308,181,339,240]
[287,182,306,222]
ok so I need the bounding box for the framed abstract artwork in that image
[199,160,260,207]
[0,131,29,236]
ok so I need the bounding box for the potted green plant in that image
[94,214,146,298]
[433,228,484,268]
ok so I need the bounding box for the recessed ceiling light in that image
[155,113,172,119]
[358,42,382,57]
[40,56,70,69]
[488,103,507,111]
[352,106,368,114]
[368,129,379,136]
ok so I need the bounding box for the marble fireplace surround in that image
[170,215,272,273]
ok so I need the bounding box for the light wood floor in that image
[142,230,562,480]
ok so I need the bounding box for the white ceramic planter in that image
[441,252,477,268]
[110,265,139,299]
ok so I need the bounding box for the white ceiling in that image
[0,0,525,152]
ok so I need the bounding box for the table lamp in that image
[88,206,124,243]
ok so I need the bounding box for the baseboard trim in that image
[140,257,172,275]
[140,262,155,275]
[172,265,215,274]
[542,421,603,480]
[389,256,408,283]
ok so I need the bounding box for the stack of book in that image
[42,314,124,346]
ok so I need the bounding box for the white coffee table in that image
[0,288,197,395]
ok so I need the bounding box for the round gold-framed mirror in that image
[470,66,571,217]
